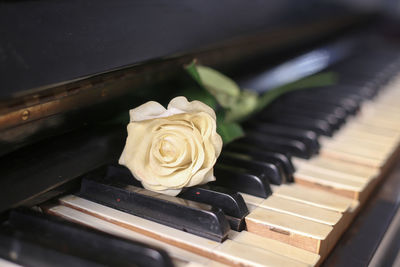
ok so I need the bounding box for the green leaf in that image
[185,61,240,108]
[185,60,203,85]
[225,89,259,122]
[184,61,337,145]
[217,121,244,145]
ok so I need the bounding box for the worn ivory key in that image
[339,121,400,140]
[320,136,394,155]
[55,195,310,267]
[239,187,350,258]
[245,207,332,254]
[51,202,320,266]
[354,115,400,132]
[292,158,375,183]
[327,130,397,147]
[320,139,392,160]
[319,111,400,169]
[241,184,354,214]
[47,205,219,267]
[228,231,320,266]
[257,195,342,226]
[240,192,342,226]
[319,146,386,168]
[240,180,357,256]
[293,157,378,180]
[271,184,353,213]
[293,167,370,199]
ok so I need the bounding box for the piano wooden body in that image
[1,1,400,266]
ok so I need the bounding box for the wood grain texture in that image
[47,205,218,266]
[245,207,334,254]
[229,231,320,266]
[245,207,332,240]
[215,240,309,267]
[57,196,309,267]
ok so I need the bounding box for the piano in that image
[1,1,400,266]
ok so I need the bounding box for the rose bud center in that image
[159,139,177,162]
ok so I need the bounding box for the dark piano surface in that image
[0,0,356,97]
[1,1,400,266]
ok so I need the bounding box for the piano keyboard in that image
[3,47,400,267]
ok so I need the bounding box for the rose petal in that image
[142,183,182,196]
[123,122,160,186]
[189,126,205,175]
[120,98,223,196]
[168,96,216,121]
[129,101,167,122]
[191,113,212,138]
[186,167,215,187]
[212,134,223,157]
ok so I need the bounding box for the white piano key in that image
[56,196,310,267]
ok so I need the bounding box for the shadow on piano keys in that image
[2,38,400,266]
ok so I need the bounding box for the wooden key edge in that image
[53,196,309,267]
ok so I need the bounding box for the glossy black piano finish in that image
[0,1,371,157]
[79,177,231,242]
[0,0,361,97]
[0,209,174,267]
[1,2,400,265]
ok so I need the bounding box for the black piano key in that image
[258,113,333,136]
[79,178,230,242]
[279,97,351,119]
[225,143,295,180]
[103,164,143,187]
[218,153,284,185]
[244,121,320,155]
[281,92,360,115]
[311,71,379,97]
[264,101,347,130]
[237,131,312,159]
[335,80,378,99]
[334,59,390,74]
[179,184,249,231]
[335,63,397,87]
[102,165,248,231]
[338,54,399,74]
[270,107,344,130]
[213,164,272,198]
[222,150,290,183]
[308,85,367,103]
[4,209,173,267]
[278,95,349,115]
[0,231,103,267]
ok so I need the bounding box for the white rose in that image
[119,96,223,196]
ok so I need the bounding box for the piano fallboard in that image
[1,5,400,265]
